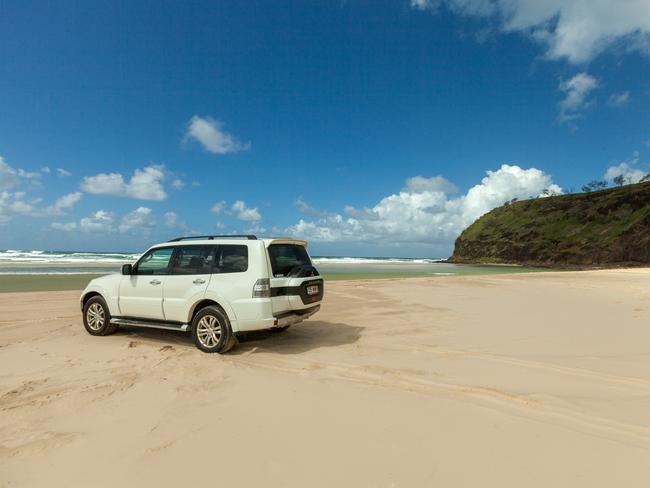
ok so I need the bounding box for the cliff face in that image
[451,182,650,268]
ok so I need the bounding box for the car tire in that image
[82,296,118,336]
[191,306,237,353]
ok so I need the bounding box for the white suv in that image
[80,235,323,353]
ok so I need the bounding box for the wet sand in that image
[1,270,649,487]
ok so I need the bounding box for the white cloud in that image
[56,168,72,177]
[171,179,185,190]
[0,158,18,190]
[184,115,250,154]
[80,165,167,201]
[80,210,114,233]
[0,188,82,222]
[0,159,81,219]
[232,200,261,221]
[604,160,649,184]
[41,166,51,174]
[46,191,82,216]
[295,196,329,217]
[411,0,650,64]
[16,168,41,180]
[211,200,226,214]
[0,191,39,223]
[558,73,598,124]
[288,164,561,247]
[164,211,178,228]
[0,156,43,190]
[51,222,77,231]
[607,91,630,107]
[403,175,458,194]
[119,207,155,234]
[410,0,435,10]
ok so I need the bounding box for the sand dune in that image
[1,270,649,487]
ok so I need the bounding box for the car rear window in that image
[268,244,312,277]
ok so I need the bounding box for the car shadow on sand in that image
[230,321,364,355]
[114,321,363,355]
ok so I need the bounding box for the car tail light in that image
[252,278,271,298]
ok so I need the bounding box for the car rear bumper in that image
[273,304,320,327]
[234,303,321,332]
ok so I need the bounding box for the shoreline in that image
[0,264,555,293]
[2,265,649,293]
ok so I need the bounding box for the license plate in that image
[306,285,319,296]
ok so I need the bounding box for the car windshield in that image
[268,244,312,277]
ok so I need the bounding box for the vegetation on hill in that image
[451,182,650,268]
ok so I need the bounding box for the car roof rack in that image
[168,235,258,242]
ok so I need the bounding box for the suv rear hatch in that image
[266,241,323,314]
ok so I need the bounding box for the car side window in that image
[170,245,216,275]
[134,247,174,275]
[214,245,248,273]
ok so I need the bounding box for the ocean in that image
[0,249,543,278]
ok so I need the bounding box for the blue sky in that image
[1,0,649,257]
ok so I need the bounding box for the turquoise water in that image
[0,250,548,277]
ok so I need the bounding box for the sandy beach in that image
[1,269,649,487]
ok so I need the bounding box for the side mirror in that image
[121,264,133,275]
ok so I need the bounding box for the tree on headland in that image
[641,174,650,183]
[613,175,626,187]
[582,180,608,192]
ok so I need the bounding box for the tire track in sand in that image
[229,353,650,451]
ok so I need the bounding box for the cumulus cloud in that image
[294,197,330,217]
[184,115,250,154]
[0,191,38,223]
[80,210,114,233]
[232,200,261,221]
[51,222,77,231]
[46,192,82,216]
[81,165,167,201]
[410,0,650,64]
[164,211,178,228]
[558,73,598,124]
[0,188,81,222]
[607,91,630,107]
[403,175,458,194]
[171,179,185,190]
[0,158,18,191]
[56,168,72,177]
[410,0,434,10]
[0,156,43,190]
[287,164,561,247]
[119,207,155,233]
[211,200,226,214]
[604,160,649,184]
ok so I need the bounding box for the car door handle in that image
[149,279,162,285]
[193,278,206,285]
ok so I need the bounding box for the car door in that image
[119,247,174,320]
[163,245,214,322]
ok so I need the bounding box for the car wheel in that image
[191,306,237,353]
[82,296,118,336]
